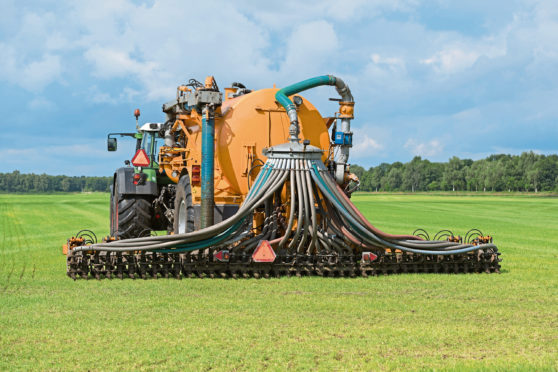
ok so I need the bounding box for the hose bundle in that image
[73,155,497,258]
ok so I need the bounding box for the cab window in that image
[140,132,162,165]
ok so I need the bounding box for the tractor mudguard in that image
[114,167,158,197]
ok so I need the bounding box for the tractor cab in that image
[137,123,164,167]
[107,123,164,166]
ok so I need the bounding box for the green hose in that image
[309,162,496,255]
[156,219,246,253]
[275,75,335,109]
[275,75,337,142]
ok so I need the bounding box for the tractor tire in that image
[173,174,195,234]
[110,184,116,235]
[110,179,154,239]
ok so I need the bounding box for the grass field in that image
[1,193,557,371]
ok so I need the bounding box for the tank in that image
[160,86,332,204]
[217,88,330,196]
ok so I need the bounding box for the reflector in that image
[362,252,378,262]
[131,149,150,167]
[252,240,276,263]
[214,250,230,262]
[191,165,201,183]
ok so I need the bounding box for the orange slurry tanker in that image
[64,75,501,279]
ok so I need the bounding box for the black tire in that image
[110,178,154,239]
[110,183,116,235]
[173,174,195,234]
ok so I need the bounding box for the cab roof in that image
[139,122,163,132]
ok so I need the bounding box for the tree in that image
[383,167,402,191]
[483,160,504,192]
[403,156,424,192]
[443,156,465,191]
[61,177,71,192]
[0,171,111,193]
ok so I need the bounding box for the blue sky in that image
[1,0,557,176]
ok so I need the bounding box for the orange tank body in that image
[159,87,332,207]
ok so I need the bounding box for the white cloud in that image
[417,16,509,76]
[352,134,383,157]
[371,54,406,71]
[236,0,418,30]
[420,35,507,75]
[84,47,160,80]
[421,48,480,74]
[2,0,558,173]
[404,138,444,158]
[21,54,62,91]
[365,53,407,82]
[74,0,273,100]
[0,43,62,91]
[280,21,339,77]
[28,97,56,111]
[0,43,17,76]
[88,85,115,104]
[0,7,68,92]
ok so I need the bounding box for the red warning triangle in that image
[214,250,230,262]
[252,240,276,263]
[131,149,150,167]
[362,252,378,262]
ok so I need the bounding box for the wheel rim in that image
[178,199,187,234]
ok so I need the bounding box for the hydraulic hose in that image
[75,162,289,252]
[313,166,437,249]
[305,167,318,254]
[296,160,311,254]
[312,160,460,249]
[93,159,277,247]
[278,168,296,248]
[318,164,423,241]
[288,161,305,251]
[308,160,496,255]
[73,136,496,262]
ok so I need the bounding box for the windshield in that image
[140,132,162,165]
[153,137,163,158]
[141,133,153,155]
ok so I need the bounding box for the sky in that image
[1,0,557,176]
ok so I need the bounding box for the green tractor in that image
[106,111,176,238]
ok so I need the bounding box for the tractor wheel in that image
[110,184,116,235]
[110,179,154,238]
[174,174,195,234]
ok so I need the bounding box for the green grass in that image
[1,193,557,371]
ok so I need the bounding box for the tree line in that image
[351,152,558,193]
[0,171,111,193]
[1,151,557,193]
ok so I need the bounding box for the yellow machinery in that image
[64,75,501,279]
[160,77,333,206]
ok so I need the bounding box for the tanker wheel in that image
[110,178,154,239]
[174,174,195,234]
